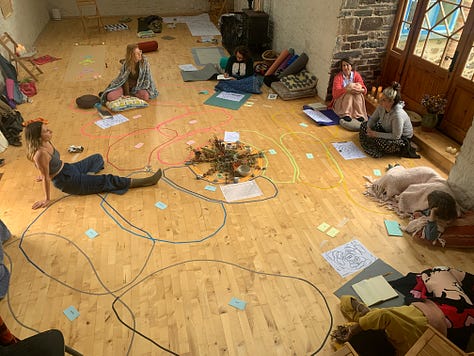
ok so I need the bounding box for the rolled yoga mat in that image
[264,48,290,76]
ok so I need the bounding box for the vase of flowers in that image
[420,94,447,132]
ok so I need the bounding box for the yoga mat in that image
[334,259,405,308]
[192,47,226,65]
[181,63,218,82]
[64,45,106,82]
[204,91,251,110]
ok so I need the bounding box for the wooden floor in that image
[0,18,472,356]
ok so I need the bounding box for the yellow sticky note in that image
[317,222,330,232]
[326,227,340,237]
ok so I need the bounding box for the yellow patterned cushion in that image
[106,96,149,112]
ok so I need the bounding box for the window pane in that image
[461,46,474,81]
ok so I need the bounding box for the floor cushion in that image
[106,96,149,112]
[413,211,474,248]
[138,40,158,53]
[339,118,362,131]
[76,94,100,109]
[280,69,317,91]
[270,81,316,101]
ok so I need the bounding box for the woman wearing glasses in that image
[359,82,419,158]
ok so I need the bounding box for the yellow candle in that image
[371,86,376,96]
[377,86,382,94]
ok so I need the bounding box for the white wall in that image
[45,0,209,17]
[0,0,50,50]
[235,0,343,101]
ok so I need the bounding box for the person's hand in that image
[351,82,363,93]
[32,199,51,210]
[367,127,376,137]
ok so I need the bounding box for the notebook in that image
[351,275,399,307]
[384,219,403,236]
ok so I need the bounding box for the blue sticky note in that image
[384,220,403,237]
[64,306,80,321]
[199,90,209,95]
[85,228,98,239]
[155,201,167,210]
[268,149,277,155]
[229,297,247,310]
[205,185,217,192]
[306,153,314,159]
[373,169,382,176]
[299,122,308,127]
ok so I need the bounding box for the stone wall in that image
[326,0,399,101]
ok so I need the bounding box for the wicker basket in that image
[262,50,278,63]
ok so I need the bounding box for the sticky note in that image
[205,185,216,191]
[384,220,403,236]
[64,306,80,321]
[229,297,247,310]
[189,120,198,124]
[134,142,144,149]
[186,140,195,145]
[317,222,330,232]
[132,114,142,119]
[155,201,167,210]
[373,169,382,176]
[306,153,314,159]
[199,90,209,95]
[268,149,277,155]
[299,122,308,127]
[326,227,340,237]
[85,228,98,239]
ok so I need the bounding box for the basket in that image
[262,50,278,63]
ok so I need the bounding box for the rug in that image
[192,47,226,66]
[334,258,405,308]
[204,91,251,110]
[181,63,218,82]
[31,55,61,65]
[64,45,106,82]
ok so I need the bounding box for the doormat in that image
[204,91,251,110]
[64,45,106,82]
[192,47,226,65]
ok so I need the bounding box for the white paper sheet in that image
[95,114,129,129]
[179,64,198,71]
[332,141,367,160]
[220,180,263,202]
[303,109,333,124]
[224,131,240,142]
[322,239,377,278]
[216,91,245,102]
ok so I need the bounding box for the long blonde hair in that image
[24,121,44,161]
[125,43,140,76]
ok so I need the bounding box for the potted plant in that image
[420,94,447,131]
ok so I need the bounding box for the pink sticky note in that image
[134,142,144,149]
[186,140,195,145]
[189,120,198,124]
[133,114,142,119]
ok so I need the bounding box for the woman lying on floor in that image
[215,45,263,94]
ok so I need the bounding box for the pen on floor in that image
[383,272,392,277]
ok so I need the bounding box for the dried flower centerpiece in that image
[420,94,447,131]
[421,94,447,114]
[187,135,265,184]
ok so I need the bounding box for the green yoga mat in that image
[204,91,251,110]
[334,258,405,308]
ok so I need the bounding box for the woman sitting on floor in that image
[329,57,368,124]
[359,82,419,158]
[215,45,263,94]
[24,118,162,210]
[100,43,158,103]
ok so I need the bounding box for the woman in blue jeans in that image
[24,118,162,210]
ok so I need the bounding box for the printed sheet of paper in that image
[322,239,377,278]
[216,91,245,102]
[95,114,129,129]
[224,131,240,142]
[179,64,198,71]
[332,141,367,160]
[303,109,333,124]
[220,180,263,202]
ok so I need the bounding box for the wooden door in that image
[382,0,474,144]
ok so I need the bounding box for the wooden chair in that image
[0,32,43,81]
[76,0,104,33]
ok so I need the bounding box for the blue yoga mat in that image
[204,91,251,110]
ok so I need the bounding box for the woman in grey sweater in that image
[359,82,419,158]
